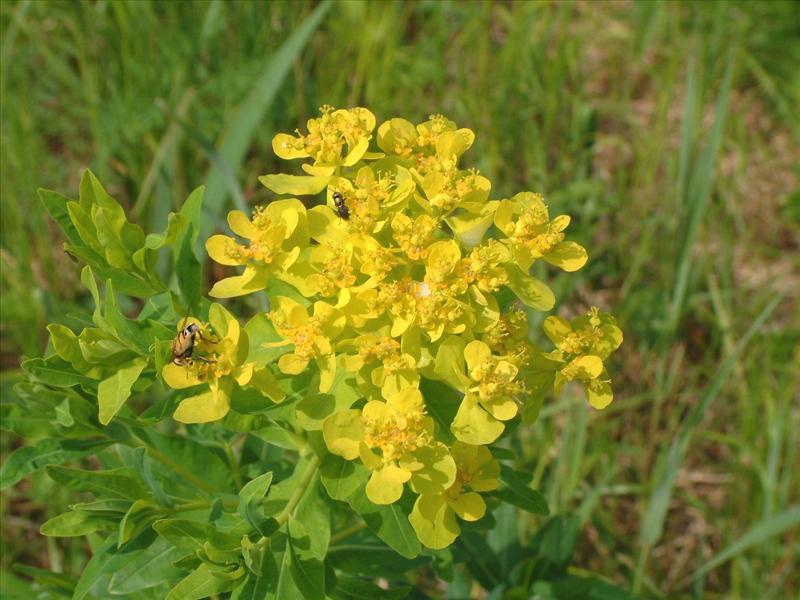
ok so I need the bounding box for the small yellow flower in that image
[272,106,377,171]
[323,388,456,505]
[391,212,440,261]
[456,240,510,293]
[162,305,284,423]
[266,297,345,392]
[409,442,500,549]
[206,200,308,298]
[542,307,623,409]
[463,340,521,421]
[495,192,588,272]
[344,334,419,400]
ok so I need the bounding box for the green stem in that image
[330,522,366,545]
[171,499,238,513]
[276,454,321,527]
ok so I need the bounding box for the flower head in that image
[323,388,456,504]
[162,304,283,423]
[495,192,587,272]
[206,199,309,298]
[542,307,623,408]
[409,442,500,549]
[273,106,377,172]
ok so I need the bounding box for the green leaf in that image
[320,454,367,501]
[153,519,240,553]
[118,500,163,547]
[174,186,205,308]
[420,378,461,443]
[38,188,82,247]
[530,514,581,565]
[258,174,331,196]
[0,438,111,489]
[40,509,118,537]
[72,532,158,600]
[505,264,555,311]
[136,429,234,493]
[98,358,147,425]
[286,518,326,600]
[47,323,97,375]
[433,336,466,391]
[455,531,502,590]
[238,472,278,537]
[294,475,331,560]
[21,356,97,388]
[166,563,240,600]
[230,573,271,600]
[108,538,185,595]
[104,279,170,353]
[331,575,411,600]
[348,487,421,559]
[46,465,149,500]
[495,464,549,516]
[327,544,429,578]
[13,564,77,597]
[116,446,171,507]
[244,312,286,366]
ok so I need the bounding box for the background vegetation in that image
[1,1,798,598]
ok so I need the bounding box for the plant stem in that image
[275,454,321,527]
[330,521,367,545]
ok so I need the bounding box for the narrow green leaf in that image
[98,358,147,425]
[348,487,421,559]
[21,356,97,388]
[669,53,735,331]
[286,518,326,600]
[38,188,82,246]
[174,186,205,309]
[692,506,800,580]
[640,295,782,547]
[1,438,111,489]
[294,475,331,560]
[327,545,429,578]
[46,465,149,501]
[166,563,240,600]
[495,464,549,515]
[108,538,185,595]
[40,509,118,537]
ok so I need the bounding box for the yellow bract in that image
[162,304,284,423]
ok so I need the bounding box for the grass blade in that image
[636,294,782,585]
[691,506,800,581]
[200,0,331,241]
[668,52,735,334]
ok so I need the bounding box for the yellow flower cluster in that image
[186,107,621,548]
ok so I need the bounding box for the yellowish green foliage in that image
[168,106,623,548]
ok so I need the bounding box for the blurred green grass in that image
[1,0,798,597]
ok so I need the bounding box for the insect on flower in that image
[171,318,218,366]
[332,191,350,220]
